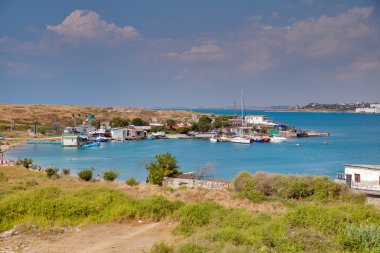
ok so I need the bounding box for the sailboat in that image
[230,90,252,144]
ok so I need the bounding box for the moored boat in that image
[270,136,287,143]
[210,136,219,143]
[230,136,251,144]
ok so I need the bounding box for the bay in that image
[6,110,380,181]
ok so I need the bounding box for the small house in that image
[245,115,271,125]
[336,164,380,192]
[124,126,147,140]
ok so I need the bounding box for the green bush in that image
[179,243,204,253]
[233,171,361,203]
[16,158,33,168]
[340,224,380,251]
[126,177,139,186]
[0,172,8,182]
[150,241,174,253]
[103,170,119,182]
[62,168,71,175]
[78,169,93,181]
[25,180,39,187]
[46,167,59,178]
[175,202,221,235]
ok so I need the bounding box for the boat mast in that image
[241,90,244,127]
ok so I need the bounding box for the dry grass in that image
[0,104,203,130]
[118,184,287,216]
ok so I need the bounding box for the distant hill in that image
[0,104,203,132]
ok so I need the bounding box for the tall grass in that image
[0,187,183,231]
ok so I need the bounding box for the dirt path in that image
[0,222,177,253]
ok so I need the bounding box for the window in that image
[354,174,360,183]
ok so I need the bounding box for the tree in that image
[198,116,212,132]
[213,116,230,129]
[176,127,191,134]
[91,119,101,129]
[166,119,176,129]
[146,153,181,185]
[110,117,129,128]
[131,118,144,126]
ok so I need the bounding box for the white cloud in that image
[166,43,225,61]
[46,10,139,45]
[238,7,376,72]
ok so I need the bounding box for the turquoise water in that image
[6,110,380,181]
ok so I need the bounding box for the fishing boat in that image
[210,136,219,143]
[95,136,109,142]
[270,136,287,143]
[81,142,100,149]
[230,136,251,144]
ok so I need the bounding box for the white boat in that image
[230,136,251,144]
[270,136,287,143]
[152,131,166,137]
[210,136,219,143]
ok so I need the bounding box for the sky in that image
[0,0,379,108]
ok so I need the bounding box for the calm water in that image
[6,110,380,181]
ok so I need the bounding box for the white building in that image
[244,115,272,125]
[110,128,124,140]
[341,164,380,191]
[355,107,380,114]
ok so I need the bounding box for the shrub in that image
[150,241,174,253]
[126,177,139,186]
[179,243,204,253]
[16,158,33,168]
[233,171,359,202]
[78,169,93,181]
[62,168,71,175]
[103,170,119,182]
[0,172,7,182]
[175,202,221,235]
[45,167,59,178]
[340,224,380,251]
[25,180,38,187]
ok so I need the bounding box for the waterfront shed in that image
[343,164,380,191]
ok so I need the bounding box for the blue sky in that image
[1,0,379,107]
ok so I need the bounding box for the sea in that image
[5,110,380,182]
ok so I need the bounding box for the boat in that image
[152,131,166,138]
[147,135,154,140]
[210,136,219,143]
[270,136,287,143]
[95,136,109,142]
[81,142,100,149]
[229,90,251,145]
[230,136,251,144]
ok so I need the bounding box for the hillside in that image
[1,165,379,252]
[0,104,203,134]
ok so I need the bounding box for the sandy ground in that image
[0,222,177,253]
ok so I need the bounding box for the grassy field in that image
[1,166,380,252]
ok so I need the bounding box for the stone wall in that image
[162,177,233,190]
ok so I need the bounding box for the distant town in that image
[160,102,380,113]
